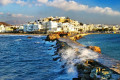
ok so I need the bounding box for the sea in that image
[0,35,77,80]
[0,34,119,80]
[77,34,120,61]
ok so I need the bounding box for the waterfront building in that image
[70,20,79,26]
[61,23,75,32]
[47,21,58,32]
[0,24,5,32]
[5,26,13,32]
[87,24,94,32]
[23,22,42,32]
[24,16,120,33]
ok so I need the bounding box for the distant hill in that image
[0,22,12,26]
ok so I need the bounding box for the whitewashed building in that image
[24,23,42,32]
[61,23,75,32]
[0,24,5,32]
[47,21,58,32]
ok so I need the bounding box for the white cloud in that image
[35,3,42,7]
[10,13,34,18]
[0,0,29,6]
[0,12,4,15]
[0,0,13,5]
[37,0,48,3]
[16,0,27,6]
[46,0,120,16]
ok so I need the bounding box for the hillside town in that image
[0,16,120,34]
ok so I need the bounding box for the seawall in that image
[59,34,120,74]
[46,33,120,79]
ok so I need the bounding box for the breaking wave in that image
[54,44,99,79]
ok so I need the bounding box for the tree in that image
[79,22,83,26]
[66,16,70,19]
[78,29,83,32]
[109,28,113,31]
[104,28,109,31]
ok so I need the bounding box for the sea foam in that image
[58,46,99,79]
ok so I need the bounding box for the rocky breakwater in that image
[69,34,83,41]
[45,33,120,79]
[56,38,120,79]
[70,34,102,54]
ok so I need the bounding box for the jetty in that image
[59,37,120,74]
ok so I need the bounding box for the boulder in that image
[46,34,60,41]
[53,57,60,61]
[27,36,32,39]
[86,46,101,54]
[70,35,82,41]
[70,37,76,41]
[75,35,82,40]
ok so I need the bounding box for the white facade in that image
[47,21,58,31]
[0,25,5,32]
[24,23,42,32]
[19,26,24,30]
[62,23,75,32]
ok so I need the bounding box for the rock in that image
[86,46,101,54]
[46,34,60,41]
[84,68,92,74]
[74,48,79,52]
[27,36,32,39]
[48,48,52,50]
[70,37,76,41]
[50,45,54,47]
[53,57,60,61]
[67,33,71,36]
[75,35,82,40]
[81,77,86,80]
[70,35,82,41]
[83,74,90,79]
[73,78,81,80]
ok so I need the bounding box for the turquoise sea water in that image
[77,34,120,60]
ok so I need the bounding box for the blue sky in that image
[0,0,120,25]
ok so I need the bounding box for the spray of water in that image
[58,47,99,79]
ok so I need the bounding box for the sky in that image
[0,0,120,25]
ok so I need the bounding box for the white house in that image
[0,24,5,32]
[24,23,42,32]
[62,23,75,32]
[19,26,24,30]
[47,21,58,32]
[79,24,88,32]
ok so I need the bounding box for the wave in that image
[52,38,120,79]
[52,43,99,80]
[14,39,22,41]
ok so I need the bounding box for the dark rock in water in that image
[61,63,67,68]
[48,48,52,50]
[52,51,58,56]
[27,37,32,39]
[83,74,91,79]
[50,45,54,47]
[53,57,60,61]
[76,64,85,70]
[72,78,81,80]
